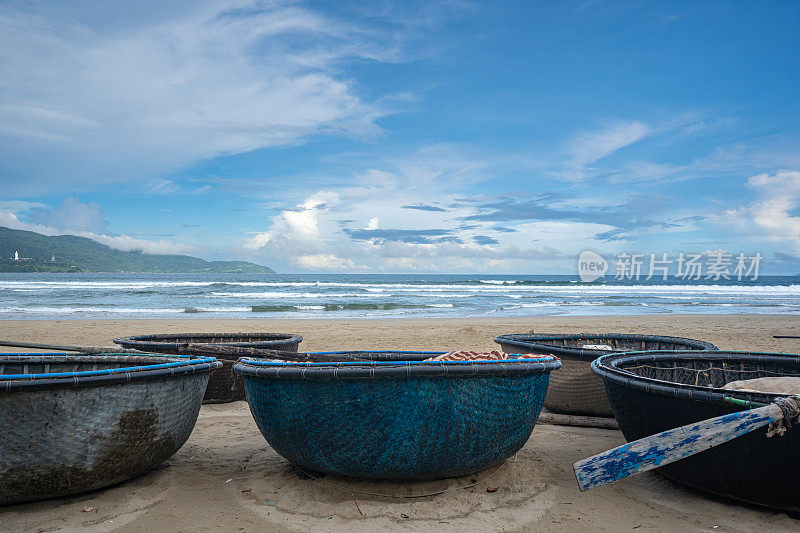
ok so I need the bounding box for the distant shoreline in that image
[0,269,278,274]
[0,226,274,273]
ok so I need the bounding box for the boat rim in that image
[0,352,221,391]
[114,332,303,347]
[495,333,718,361]
[234,351,561,379]
[591,349,800,405]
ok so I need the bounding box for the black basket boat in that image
[114,333,302,403]
[592,350,800,512]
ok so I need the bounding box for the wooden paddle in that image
[0,340,141,354]
[573,395,800,491]
[181,343,373,363]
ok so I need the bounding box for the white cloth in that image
[722,377,800,395]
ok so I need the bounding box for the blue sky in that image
[1,0,799,273]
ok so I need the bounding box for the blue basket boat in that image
[0,353,220,505]
[234,351,561,480]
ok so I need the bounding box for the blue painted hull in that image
[242,372,550,479]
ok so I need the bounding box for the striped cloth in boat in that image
[426,350,531,361]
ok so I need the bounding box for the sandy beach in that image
[1,314,799,532]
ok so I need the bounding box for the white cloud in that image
[245,190,339,250]
[394,144,490,187]
[0,200,46,212]
[356,169,399,189]
[241,179,576,272]
[88,234,198,255]
[723,170,800,255]
[0,203,197,255]
[28,197,108,233]
[0,1,405,193]
[747,169,800,193]
[747,170,800,242]
[567,121,649,179]
[147,179,181,196]
[282,209,322,239]
[296,253,367,271]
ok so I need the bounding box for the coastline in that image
[2,314,799,531]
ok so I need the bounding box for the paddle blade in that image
[574,403,783,491]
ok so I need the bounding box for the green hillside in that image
[0,227,273,273]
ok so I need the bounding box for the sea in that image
[0,273,798,320]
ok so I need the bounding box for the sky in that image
[1,0,799,274]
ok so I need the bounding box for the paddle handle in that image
[574,402,784,491]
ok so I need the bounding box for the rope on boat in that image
[767,395,800,437]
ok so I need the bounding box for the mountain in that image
[0,227,273,273]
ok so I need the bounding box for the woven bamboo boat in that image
[495,333,717,417]
[114,333,302,403]
[0,353,219,505]
[234,351,561,480]
[592,350,800,512]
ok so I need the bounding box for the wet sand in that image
[1,315,799,532]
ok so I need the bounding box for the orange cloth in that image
[426,350,534,361]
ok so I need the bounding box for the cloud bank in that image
[1,199,197,255]
[0,0,404,193]
[724,170,800,257]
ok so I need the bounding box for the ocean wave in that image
[209,291,389,299]
[183,306,251,313]
[3,280,799,296]
[250,305,298,313]
[0,306,182,314]
[403,293,473,298]
[0,281,217,290]
[2,273,798,320]
[244,302,455,312]
[501,301,605,309]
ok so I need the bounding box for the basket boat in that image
[0,353,220,505]
[234,351,561,480]
[114,333,302,403]
[495,334,717,417]
[592,350,800,512]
